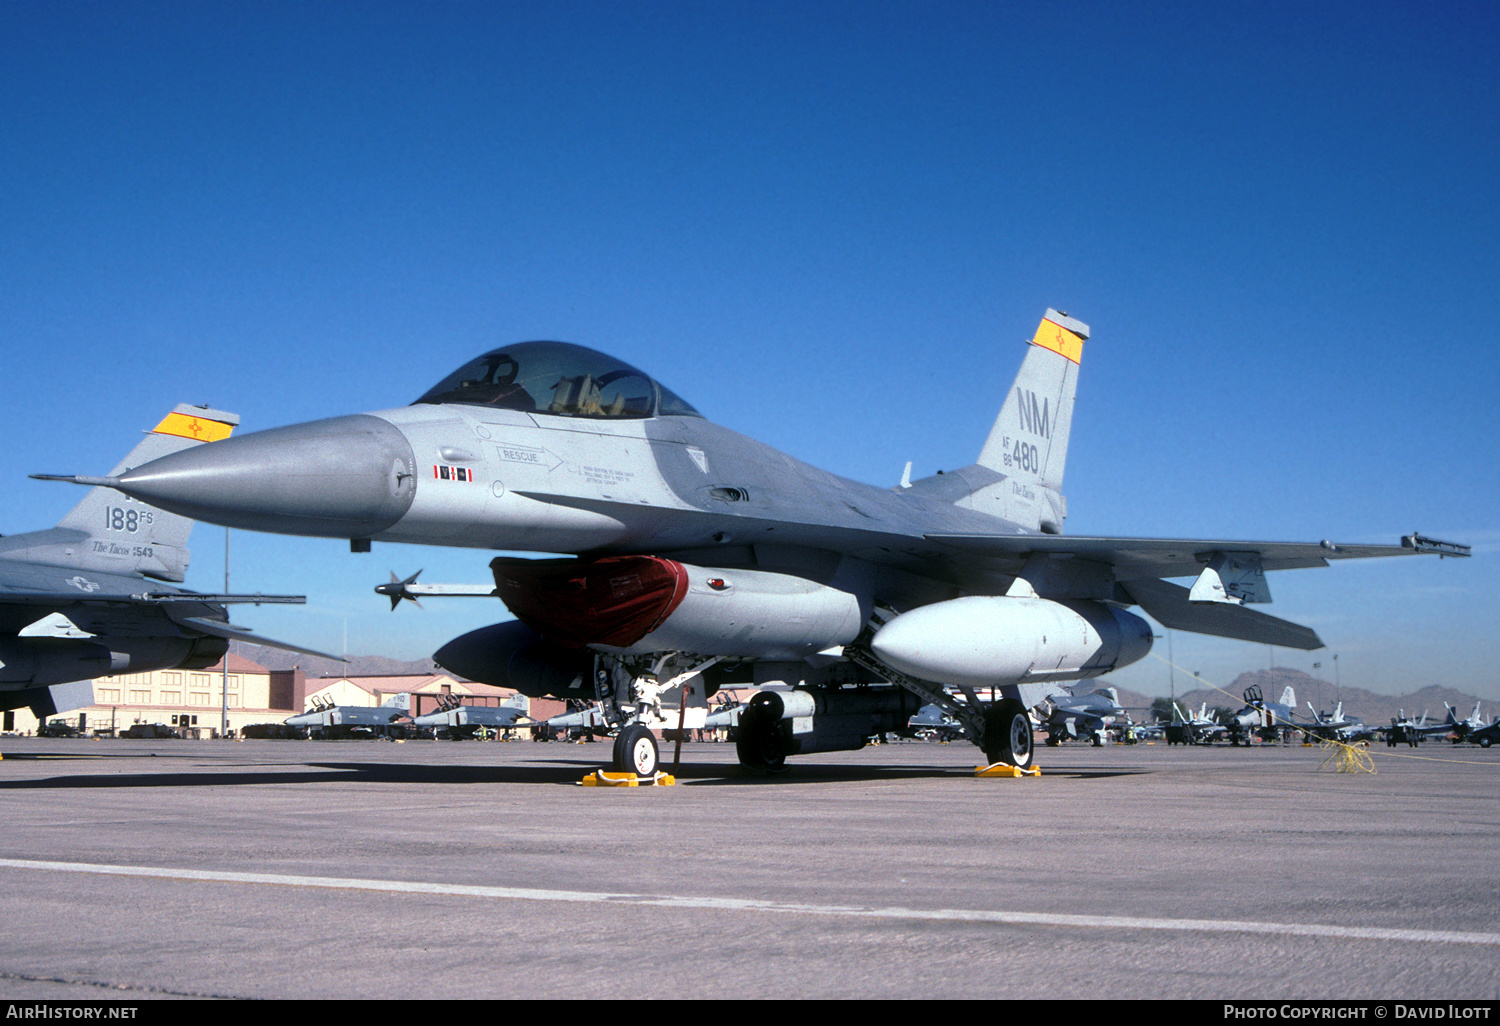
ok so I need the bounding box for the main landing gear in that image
[982,699,1034,770]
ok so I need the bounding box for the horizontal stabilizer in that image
[0,680,95,717]
[174,616,345,661]
[1122,578,1323,650]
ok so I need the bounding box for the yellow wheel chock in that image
[975,762,1041,778]
[581,770,677,787]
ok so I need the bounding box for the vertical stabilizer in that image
[956,310,1088,532]
[977,309,1088,490]
[56,405,239,581]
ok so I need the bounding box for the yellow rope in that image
[1318,738,1375,773]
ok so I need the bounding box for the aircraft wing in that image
[174,616,345,661]
[921,533,1465,651]
[923,533,1468,578]
[0,590,307,606]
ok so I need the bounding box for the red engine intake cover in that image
[488,555,689,648]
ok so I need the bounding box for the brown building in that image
[2,652,297,738]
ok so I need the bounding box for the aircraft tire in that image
[734,702,787,773]
[983,700,1033,769]
[614,724,659,777]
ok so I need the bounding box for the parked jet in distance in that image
[1166,701,1226,745]
[1379,708,1457,747]
[907,702,966,742]
[412,692,531,738]
[1301,701,1376,745]
[1443,701,1489,744]
[1227,685,1301,745]
[1042,685,1126,746]
[8,406,333,725]
[42,311,1468,776]
[285,691,411,737]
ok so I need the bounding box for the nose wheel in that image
[612,724,660,777]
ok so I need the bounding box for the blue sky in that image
[2,1,1495,698]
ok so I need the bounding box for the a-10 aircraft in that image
[41,310,1468,776]
[7,406,333,725]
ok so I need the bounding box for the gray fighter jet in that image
[1444,701,1489,743]
[412,692,532,738]
[40,311,1468,775]
[8,405,335,724]
[1041,685,1126,746]
[1302,701,1376,745]
[286,692,411,738]
[1166,701,1226,745]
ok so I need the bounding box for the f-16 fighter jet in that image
[10,406,333,723]
[40,311,1467,776]
[1041,686,1127,747]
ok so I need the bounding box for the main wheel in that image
[983,700,1034,769]
[613,724,659,777]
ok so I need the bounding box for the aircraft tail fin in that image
[978,310,1087,486]
[960,310,1088,533]
[57,405,239,582]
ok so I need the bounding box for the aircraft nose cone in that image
[113,414,418,538]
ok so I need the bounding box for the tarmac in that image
[0,734,1497,1000]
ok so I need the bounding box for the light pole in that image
[221,527,229,739]
[1167,630,1175,705]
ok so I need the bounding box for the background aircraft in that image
[411,692,531,738]
[1443,701,1489,743]
[1166,701,1227,746]
[907,702,966,742]
[285,692,410,738]
[6,405,329,725]
[43,312,1467,776]
[1379,708,1459,747]
[1301,702,1376,744]
[1227,685,1301,745]
[1041,686,1126,746]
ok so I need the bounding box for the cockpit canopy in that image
[413,341,702,420]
